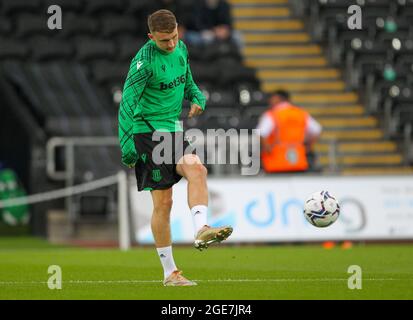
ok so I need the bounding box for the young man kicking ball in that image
[118,9,233,286]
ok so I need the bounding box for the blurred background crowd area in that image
[1,0,413,217]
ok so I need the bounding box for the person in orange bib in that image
[257,90,322,173]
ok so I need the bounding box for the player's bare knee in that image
[181,154,200,166]
[186,163,207,182]
[154,198,173,214]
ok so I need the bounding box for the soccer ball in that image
[303,191,340,228]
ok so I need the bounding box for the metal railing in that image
[46,136,120,229]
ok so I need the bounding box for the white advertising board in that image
[130,176,413,244]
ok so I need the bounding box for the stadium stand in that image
[260,0,413,174]
[2,0,412,238]
[0,0,260,236]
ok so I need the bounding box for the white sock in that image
[156,246,177,279]
[191,205,208,237]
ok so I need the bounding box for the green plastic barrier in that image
[0,169,30,226]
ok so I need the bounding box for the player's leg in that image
[176,154,208,208]
[176,154,233,250]
[150,188,173,249]
[150,187,196,286]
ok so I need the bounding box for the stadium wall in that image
[0,75,49,236]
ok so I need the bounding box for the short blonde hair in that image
[147,9,177,33]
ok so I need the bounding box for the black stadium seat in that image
[30,38,74,61]
[205,89,237,109]
[91,61,129,86]
[190,62,218,84]
[237,84,267,107]
[100,15,139,38]
[75,38,116,62]
[202,41,242,62]
[85,0,125,14]
[116,36,147,62]
[0,19,12,36]
[42,0,85,13]
[15,14,52,38]
[216,58,258,88]
[126,0,151,14]
[1,0,41,15]
[58,14,99,38]
[240,106,266,130]
[45,116,116,137]
[0,40,29,60]
[202,107,241,130]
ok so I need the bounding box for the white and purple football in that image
[304,191,340,228]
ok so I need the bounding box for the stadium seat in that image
[202,107,241,130]
[58,14,99,39]
[100,15,139,38]
[205,89,237,109]
[116,36,147,62]
[126,0,151,14]
[30,38,74,61]
[15,14,53,38]
[0,19,12,36]
[45,116,117,137]
[75,38,116,62]
[395,54,413,73]
[186,44,204,62]
[84,0,125,14]
[202,41,242,62]
[330,30,370,66]
[91,61,129,86]
[240,106,266,130]
[393,40,413,65]
[0,40,29,60]
[346,40,392,88]
[42,0,85,13]
[393,105,413,134]
[216,58,258,88]
[308,0,355,41]
[1,0,41,15]
[190,62,218,84]
[237,84,267,108]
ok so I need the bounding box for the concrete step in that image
[320,129,383,140]
[245,45,322,56]
[229,0,288,4]
[314,141,397,153]
[319,154,403,166]
[304,105,365,115]
[317,117,378,128]
[232,7,290,17]
[235,20,304,31]
[244,33,310,43]
[246,57,328,68]
[292,92,358,104]
[257,68,339,79]
[341,167,413,175]
[262,81,345,92]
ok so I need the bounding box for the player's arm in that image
[182,43,206,118]
[118,58,152,167]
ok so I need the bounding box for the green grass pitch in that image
[0,237,412,300]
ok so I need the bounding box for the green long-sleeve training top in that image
[118,39,206,166]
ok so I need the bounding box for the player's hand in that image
[188,104,203,118]
[127,163,135,168]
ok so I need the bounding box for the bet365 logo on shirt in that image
[160,75,186,91]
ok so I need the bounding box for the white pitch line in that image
[0,278,411,286]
